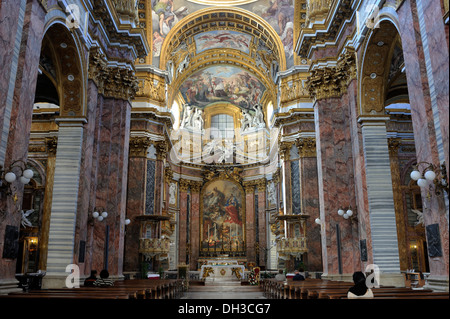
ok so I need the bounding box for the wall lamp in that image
[92,207,108,222]
[0,160,34,196]
[338,206,356,220]
[410,161,448,196]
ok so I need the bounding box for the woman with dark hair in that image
[347,271,374,299]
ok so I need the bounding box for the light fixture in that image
[125,218,131,225]
[314,218,321,224]
[338,206,357,222]
[410,161,448,196]
[0,160,34,196]
[91,207,108,223]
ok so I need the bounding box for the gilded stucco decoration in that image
[305,47,356,101]
[88,47,140,101]
[360,21,400,114]
[158,7,287,109]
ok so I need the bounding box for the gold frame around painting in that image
[199,177,246,256]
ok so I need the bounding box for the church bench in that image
[325,289,447,299]
[289,281,353,299]
[317,287,427,299]
[114,279,183,299]
[2,291,130,299]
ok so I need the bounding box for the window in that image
[210,114,234,139]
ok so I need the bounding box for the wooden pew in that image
[325,288,449,299]
[1,278,183,300]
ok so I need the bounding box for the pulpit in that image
[276,214,309,269]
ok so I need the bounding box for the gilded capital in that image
[46,136,58,156]
[129,136,152,157]
[388,138,401,155]
[88,47,139,101]
[155,140,169,161]
[306,49,357,101]
[296,137,316,157]
[278,141,294,161]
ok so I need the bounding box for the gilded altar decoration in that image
[231,267,242,280]
[202,266,214,278]
[220,268,227,276]
[201,179,245,255]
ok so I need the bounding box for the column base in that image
[424,275,449,292]
[0,279,22,295]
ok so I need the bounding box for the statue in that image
[21,209,35,228]
[176,53,190,78]
[252,104,265,128]
[192,108,205,133]
[240,109,253,133]
[180,104,194,129]
[267,182,277,205]
[169,183,177,205]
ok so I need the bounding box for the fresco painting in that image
[179,65,266,110]
[194,30,253,54]
[151,0,295,69]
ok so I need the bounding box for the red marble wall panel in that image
[190,191,200,270]
[398,0,449,278]
[0,0,45,283]
[314,93,360,275]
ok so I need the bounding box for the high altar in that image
[200,259,245,283]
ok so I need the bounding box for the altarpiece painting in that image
[200,179,245,255]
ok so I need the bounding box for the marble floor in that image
[181,282,267,299]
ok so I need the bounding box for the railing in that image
[139,238,170,255]
[277,237,308,255]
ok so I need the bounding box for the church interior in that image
[0,0,448,300]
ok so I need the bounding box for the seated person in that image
[292,270,305,281]
[93,269,114,287]
[275,269,286,281]
[347,271,374,299]
[83,270,97,287]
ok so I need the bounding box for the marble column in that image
[314,95,359,278]
[388,138,409,271]
[0,0,45,293]
[257,181,266,267]
[38,137,57,271]
[245,184,256,263]
[190,183,201,270]
[178,180,189,265]
[124,137,152,273]
[398,0,449,290]
[42,119,86,289]
[296,137,322,271]
[279,141,294,215]
[154,141,168,216]
[91,98,131,278]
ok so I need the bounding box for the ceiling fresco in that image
[194,30,253,54]
[179,65,266,110]
[151,0,295,69]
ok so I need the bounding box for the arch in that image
[39,21,86,117]
[160,6,287,71]
[159,7,285,109]
[359,20,404,115]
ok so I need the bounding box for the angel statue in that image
[21,209,35,228]
[411,209,424,226]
